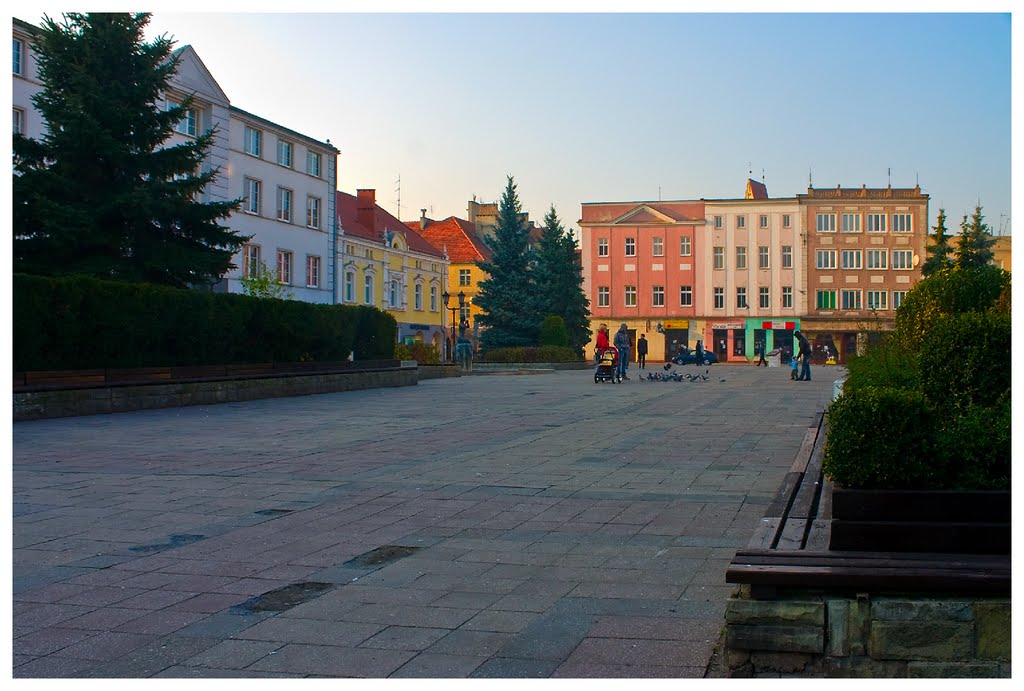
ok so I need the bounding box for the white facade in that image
[12,19,339,304]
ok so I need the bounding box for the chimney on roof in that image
[357,189,376,234]
[420,208,428,231]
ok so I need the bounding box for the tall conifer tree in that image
[954,204,996,271]
[922,208,954,277]
[13,12,244,287]
[475,176,537,349]
[534,205,590,356]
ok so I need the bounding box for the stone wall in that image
[725,587,1010,678]
[418,364,462,380]
[14,368,417,421]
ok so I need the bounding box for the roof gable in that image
[169,45,229,106]
[611,205,679,225]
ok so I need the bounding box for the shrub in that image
[394,342,440,365]
[823,387,938,489]
[893,265,1009,351]
[539,315,569,348]
[917,310,1010,413]
[936,394,1010,491]
[13,273,395,370]
[841,336,920,395]
[481,346,579,363]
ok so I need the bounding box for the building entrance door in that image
[712,329,728,362]
[663,329,688,361]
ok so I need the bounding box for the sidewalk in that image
[13,365,842,678]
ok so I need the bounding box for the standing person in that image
[594,323,609,365]
[694,339,704,366]
[637,334,648,370]
[794,330,812,381]
[614,323,631,380]
[756,340,768,367]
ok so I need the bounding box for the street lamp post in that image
[442,290,466,362]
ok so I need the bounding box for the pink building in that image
[579,200,705,361]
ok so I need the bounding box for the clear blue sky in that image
[23,4,1015,235]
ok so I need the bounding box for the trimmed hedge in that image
[481,346,580,363]
[918,311,1011,413]
[395,342,440,365]
[824,387,938,490]
[841,337,920,395]
[13,273,397,370]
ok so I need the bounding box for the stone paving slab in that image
[12,365,841,678]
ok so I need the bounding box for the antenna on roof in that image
[658,186,661,201]
[748,162,752,178]
[808,167,813,188]
[887,167,891,187]
[394,174,401,220]
[762,168,765,184]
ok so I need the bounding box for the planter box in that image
[830,488,1010,554]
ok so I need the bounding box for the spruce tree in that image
[13,12,244,288]
[922,208,954,277]
[534,205,590,356]
[954,204,996,271]
[475,176,537,350]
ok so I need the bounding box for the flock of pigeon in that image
[638,368,727,383]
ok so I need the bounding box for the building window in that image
[866,249,888,269]
[598,238,609,257]
[713,247,724,270]
[277,187,293,223]
[624,285,637,307]
[680,285,692,307]
[759,286,770,309]
[243,243,261,277]
[459,269,471,286]
[652,236,663,256]
[816,290,837,310]
[460,304,470,322]
[841,213,861,233]
[345,270,355,302]
[679,236,691,256]
[14,37,25,76]
[244,126,262,157]
[841,289,862,310]
[625,237,636,256]
[243,177,261,214]
[893,290,908,309]
[892,214,913,233]
[364,274,373,304]
[758,246,769,269]
[736,216,746,229]
[736,246,747,270]
[867,290,888,310]
[306,255,320,288]
[782,245,793,269]
[816,213,836,232]
[816,249,837,270]
[172,104,197,137]
[306,196,321,229]
[713,287,725,309]
[892,249,913,269]
[841,249,862,270]
[414,283,423,310]
[867,213,886,233]
[430,285,438,311]
[276,250,292,285]
[736,287,748,309]
[597,286,610,307]
[782,286,793,309]
[13,107,24,135]
[714,215,723,229]
[389,279,400,308]
[783,214,792,228]
[759,215,768,229]
[277,139,293,167]
[652,286,665,307]
[306,151,322,177]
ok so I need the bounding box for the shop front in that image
[399,322,447,357]
[659,320,690,362]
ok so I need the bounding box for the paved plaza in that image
[12,364,841,678]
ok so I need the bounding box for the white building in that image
[13,18,339,303]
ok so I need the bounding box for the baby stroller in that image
[594,347,621,383]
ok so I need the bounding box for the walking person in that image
[756,340,768,367]
[614,323,631,380]
[794,330,812,381]
[694,340,704,366]
[637,333,648,370]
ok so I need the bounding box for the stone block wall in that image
[14,368,417,420]
[725,588,1010,678]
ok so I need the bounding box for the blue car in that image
[669,347,718,366]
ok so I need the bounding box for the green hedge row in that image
[13,273,397,370]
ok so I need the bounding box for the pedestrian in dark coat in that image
[637,334,648,370]
[794,330,812,381]
[756,341,767,367]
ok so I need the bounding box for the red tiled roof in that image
[579,201,705,224]
[407,216,493,263]
[336,191,445,258]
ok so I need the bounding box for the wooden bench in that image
[726,413,1011,599]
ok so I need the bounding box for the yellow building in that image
[337,190,448,352]
[940,233,1011,272]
